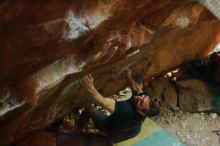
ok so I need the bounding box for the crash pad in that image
[114,118,185,146]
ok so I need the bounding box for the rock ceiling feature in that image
[0,0,219,145]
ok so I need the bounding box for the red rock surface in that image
[0,0,219,145]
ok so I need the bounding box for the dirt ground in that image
[153,110,220,146]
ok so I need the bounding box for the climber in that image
[81,68,161,143]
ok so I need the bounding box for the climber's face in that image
[134,95,150,111]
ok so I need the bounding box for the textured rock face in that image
[146,76,214,112]
[0,0,219,145]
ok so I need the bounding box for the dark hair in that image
[143,96,161,117]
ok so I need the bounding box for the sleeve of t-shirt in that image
[131,90,138,97]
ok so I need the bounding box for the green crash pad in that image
[114,118,185,146]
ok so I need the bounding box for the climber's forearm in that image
[128,76,143,94]
[83,75,115,113]
[88,87,115,113]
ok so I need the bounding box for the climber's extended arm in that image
[83,75,115,113]
[127,68,143,94]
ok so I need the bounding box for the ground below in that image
[153,110,220,146]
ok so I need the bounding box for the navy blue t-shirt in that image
[106,96,145,143]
